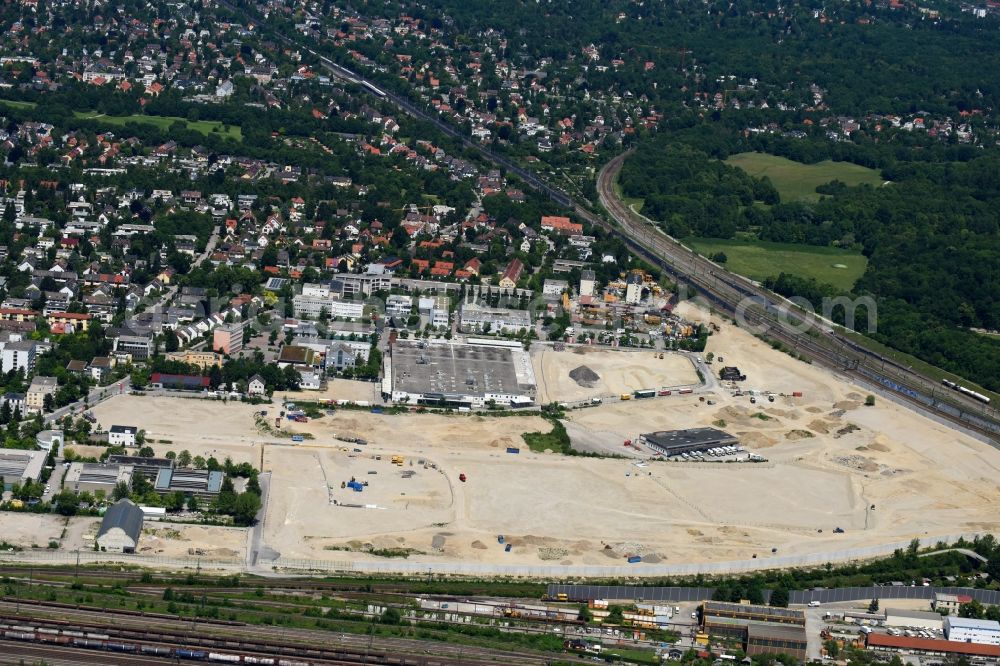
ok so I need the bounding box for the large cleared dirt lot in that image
[533,347,699,403]
[43,305,1000,571]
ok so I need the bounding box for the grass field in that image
[0,100,241,140]
[0,99,36,109]
[685,237,868,291]
[612,176,644,213]
[725,152,884,202]
[73,111,242,141]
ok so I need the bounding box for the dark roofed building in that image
[96,499,144,553]
[150,372,210,391]
[639,428,739,457]
[107,455,174,481]
[746,623,808,661]
[154,468,225,499]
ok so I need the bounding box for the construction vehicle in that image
[620,393,632,400]
[391,455,404,466]
[459,473,467,482]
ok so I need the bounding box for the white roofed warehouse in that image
[386,339,536,409]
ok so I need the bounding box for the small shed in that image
[96,498,144,553]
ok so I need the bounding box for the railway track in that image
[595,152,1000,443]
[0,639,175,665]
[0,601,570,665]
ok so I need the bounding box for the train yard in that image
[0,566,618,665]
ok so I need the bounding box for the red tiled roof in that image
[867,633,1000,657]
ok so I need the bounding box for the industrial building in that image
[701,601,807,662]
[0,450,46,490]
[65,463,133,495]
[95,499,144,553]
[106,455,174,481]
[458,304,531,334]
[885,608,944,632]
[154,468,225,499]
[867,633,1000,660]
[639,427,739,456]
[386,339,536,408]
[945,617,1000,645]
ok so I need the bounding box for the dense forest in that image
[388,0,1000,117]
[620,127,1000,393]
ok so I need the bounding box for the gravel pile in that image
[569,365,600,387]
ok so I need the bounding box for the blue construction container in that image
[506,447,520,454]
[498,535,505,544]
[627,555,642,563]
[504,543,512,552]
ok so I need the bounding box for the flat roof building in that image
[885,608,944,631]
[0,450,46,490]
[458,304,531,334]
[65,462,133,495]
[639,428,739,456]
[945,616,1000,645]
[107,455,174,481]
[154,468,224,499]
[388,339,535,409]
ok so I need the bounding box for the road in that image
[148,225,221,313]
[45,376,131,425]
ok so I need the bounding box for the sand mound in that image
[785,429,815,440]
[471,540,487,550]
[834,400,861,411]
[808,419,832,434]
[739,431,780,449]
[569,365,601,387]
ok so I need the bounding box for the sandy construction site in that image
[45,307,1000,571]
[533,346,699,404]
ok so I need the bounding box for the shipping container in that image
[627,555,642,563]
[505,447,520,454]
[634,389,656,399]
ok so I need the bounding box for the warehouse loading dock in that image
[639,427,739,456]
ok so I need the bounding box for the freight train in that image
[942,379,991,405]
[0,622,307,665]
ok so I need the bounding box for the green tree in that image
[769,587,789,608]
[960,599,985,619]
[231,492,262,526]
[53,489,79,516]
[112,481,130,501]
[868,598,880,613]
[177,450,192,468]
